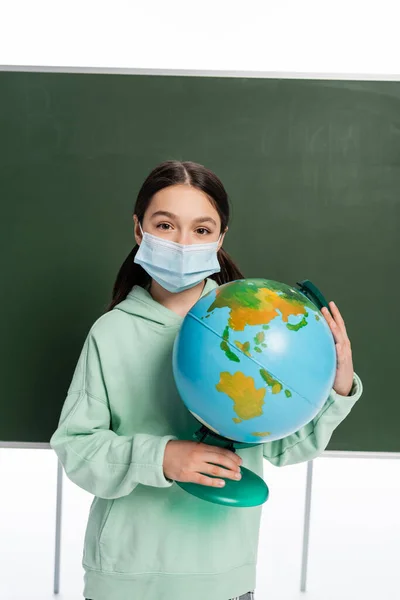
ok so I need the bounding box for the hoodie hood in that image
[114,277,219,327]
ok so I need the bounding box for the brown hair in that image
[107,160,244,311]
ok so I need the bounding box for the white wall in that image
[1,0,400,77]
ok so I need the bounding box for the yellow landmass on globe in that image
[229,288,307,331]
[216,371,266,423]
[251,431,271,437]
[208,284,308,332]
[234,340,251,357]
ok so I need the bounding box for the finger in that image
[321,307,345,344]
[204,451,242,473]
[321,305,334,324]
[192,473,227,488]
[202,462,242,481]
[329,301,348,336]
[203,444,243,467]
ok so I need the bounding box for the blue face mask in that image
[134,225,222,293]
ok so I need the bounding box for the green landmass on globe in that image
[204,279,317,436]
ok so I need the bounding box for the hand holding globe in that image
[163,440,242,488]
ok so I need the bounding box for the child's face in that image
[134,184,225,247]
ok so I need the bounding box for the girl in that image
[50,160,363,600]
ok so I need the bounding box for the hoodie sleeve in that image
[50,332,177,499]
[262,372,363,466]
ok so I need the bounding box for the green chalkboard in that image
[0,70,398,451]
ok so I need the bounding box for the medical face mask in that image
[134,224,222,293]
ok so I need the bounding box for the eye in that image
[157,223,173,231]
[196,227,211,235]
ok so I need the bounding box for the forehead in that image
[149,184,219,221]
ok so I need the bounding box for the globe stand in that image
[176,425,270,508]
[296,279,331,314]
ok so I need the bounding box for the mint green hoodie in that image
[50,278,363,600]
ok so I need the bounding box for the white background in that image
[1,450,400,600]
[1,2,400,599]
[0,0,400,77]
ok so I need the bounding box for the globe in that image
[173,278,337,446]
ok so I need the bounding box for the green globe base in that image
[176,467,269,507]
[175,424,270,507]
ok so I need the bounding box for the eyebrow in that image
[150,210,217,227]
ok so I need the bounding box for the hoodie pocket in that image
[98,496,140,572]
[83,498,115,570]
[98,499,115,557]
